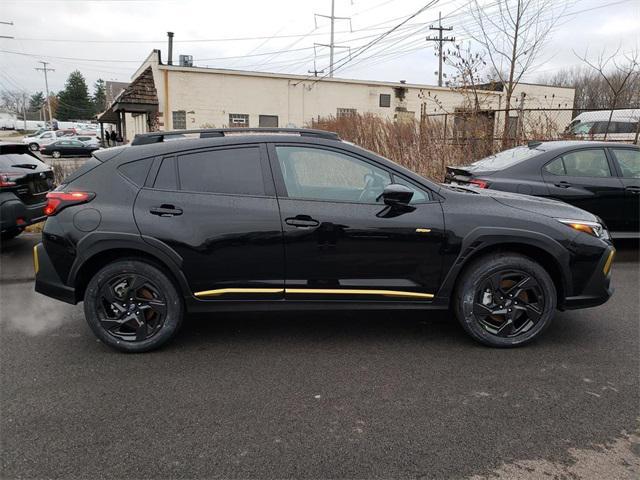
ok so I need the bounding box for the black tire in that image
[52,150,61,159]
[28,143,39,151]
[84,259,183,353]
[453,253,556,347]
[1,228,23,241]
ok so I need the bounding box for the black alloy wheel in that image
[472,270,544,338]
[84,260,183,352]
[454,253,556,347]
[97,274,167,342]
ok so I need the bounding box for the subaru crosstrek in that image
[34,128,615,352]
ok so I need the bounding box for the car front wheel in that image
[28,143,39,151]
[454,253,556,347]
[52,150,61,158]
[84,259,183,352]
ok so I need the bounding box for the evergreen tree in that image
[56,70,94,120]
[29,91,45,111]
[93,78,106,113]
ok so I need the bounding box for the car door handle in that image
[626,186,640,195]
[150,204,183,217]
[285,215,319,227]
[555,181,572,188]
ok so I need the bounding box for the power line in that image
[315,0,352,77]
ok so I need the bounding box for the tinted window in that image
[544,158,565,175]
[562,149,611,177]
[178,147,265,196]
[0,152,41,169]
[470,146,540,171]
[393,175,430,203]
[119,158,152,186]
[276,146,391,203]
[611,148,640,178]
[153,157,177,190]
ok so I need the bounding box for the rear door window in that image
[611,148,640,178]
[562,149,611,177]
[177,146,265,196]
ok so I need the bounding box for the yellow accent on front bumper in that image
[32,245,39,275]
[603,249,615,276]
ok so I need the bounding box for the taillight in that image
[469,179,489,189]
[0,172,23,187]
[44,191,95,216]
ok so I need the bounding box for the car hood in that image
[467,187,599,222]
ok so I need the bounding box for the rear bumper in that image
[562,247,615,310]
[33,243,77,304]
[0,196,47,232]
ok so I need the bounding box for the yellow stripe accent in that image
[286,288,434,299]
[195,288,284,297]
[194,287,434,300]
[33,245,39,275]
[603,249,615,276]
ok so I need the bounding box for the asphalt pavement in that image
[1,234,638,479]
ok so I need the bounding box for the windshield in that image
[469,146,540,171]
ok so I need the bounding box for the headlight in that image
[557,219,608,238]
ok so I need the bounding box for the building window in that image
[229,113,249,128]
[337,108,357,118]
[172,110,186,130]
[379,94,391,108]
[259,115,278,127]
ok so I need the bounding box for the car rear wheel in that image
[52,150,61,158]
[84,260,183,352]
[1,228,23,241]
[28,143,39,151]
[453,253,556,347]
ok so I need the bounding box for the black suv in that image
[34,128,615,352]
[1,143,55,240]
[445,141,640,237]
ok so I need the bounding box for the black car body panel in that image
[35,133,614,319]
[41,140,99,157]
[445,141,639,235]
[0,143,54,233]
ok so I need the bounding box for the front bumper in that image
[0,196,47,232]
[562,247,615,310]
[33,243,77,304]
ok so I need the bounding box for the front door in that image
[609,147,640,232]
[269,144,444,302]
[134,144,285,300]
[542,147,626,231]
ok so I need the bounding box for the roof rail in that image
[131,127,340,146]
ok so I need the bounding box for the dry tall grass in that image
[311,113,499,181]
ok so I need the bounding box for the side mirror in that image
[378,183,414,206]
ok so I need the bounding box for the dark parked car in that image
[34,129,615,352]
[40,139,99,158]
[0,143,55,240]
[445,141,640,238]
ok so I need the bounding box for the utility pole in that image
[35,61,54,126]
[22,92,27,130]
[426,12,455,87]
[315,0,351,77]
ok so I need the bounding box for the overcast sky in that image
[0,0,638,97]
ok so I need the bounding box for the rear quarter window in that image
[118,158,153,186]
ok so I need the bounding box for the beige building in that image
[98,49,575,142]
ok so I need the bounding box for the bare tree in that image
[0,90,29,120]
[468,0,563,147]
[443,42,489,111]
[573,47,639,139]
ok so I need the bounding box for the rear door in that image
[269,143,444,301]
[541,147,626,230]
[608,147,640,232]
[134,144,285,300]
